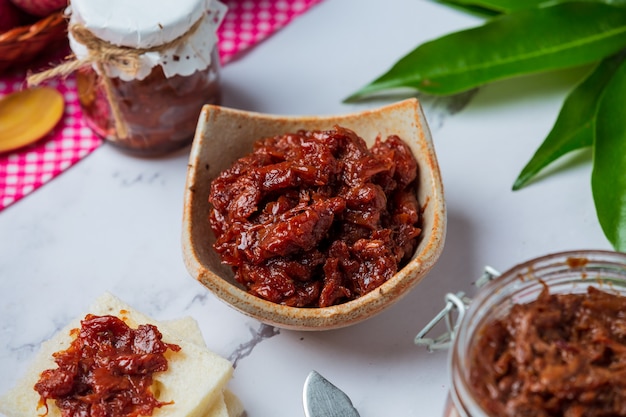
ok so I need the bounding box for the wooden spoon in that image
[0,87,65,153]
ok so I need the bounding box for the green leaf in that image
[592,58,626,251]
[512,53,626,190]
[440,0,549,13]
[441,0,626,13]
[345,2,626,100]
[434,0,500,16]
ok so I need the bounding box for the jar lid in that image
[68,0,226,80]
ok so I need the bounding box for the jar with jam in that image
[416,250,626,417]
[68,0,226,156]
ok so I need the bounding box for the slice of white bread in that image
[0,293,236,417]
[223,390,244,417]
[163,317,243,417]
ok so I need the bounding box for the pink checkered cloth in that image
[0,0,323,211]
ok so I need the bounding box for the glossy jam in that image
[34,314,181,417]
[471,287,626,416]
[447,250,626,417]
[209,126,422,308]
[76,47,221,157]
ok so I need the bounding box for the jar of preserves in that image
[68,0,226,156]
[416,250,626,417]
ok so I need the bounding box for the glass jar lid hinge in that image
[414,266,501,352]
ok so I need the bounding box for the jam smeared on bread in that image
[0,293,237,417]
[34,314,181,417]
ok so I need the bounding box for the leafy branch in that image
[345,0,626,251]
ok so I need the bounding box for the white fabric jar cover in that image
[68,0,227,81]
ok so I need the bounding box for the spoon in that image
[0,87,65,153]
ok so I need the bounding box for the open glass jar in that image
[417,250,626,417]
[69,0,226,156]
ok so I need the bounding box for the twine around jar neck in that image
[27,16,206,140]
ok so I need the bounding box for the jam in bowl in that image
[182,99,446,331]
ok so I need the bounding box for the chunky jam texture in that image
[34,315,181,417]
[76,55,221,156]
[470,287,626,417]
[209,126,422,307]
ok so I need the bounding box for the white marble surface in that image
[0,1,612,416]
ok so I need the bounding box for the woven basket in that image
[0,11,67,74]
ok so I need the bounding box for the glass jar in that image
[421,250,626,417]
[69,0,226,157]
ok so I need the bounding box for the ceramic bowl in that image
[182,98,446,330]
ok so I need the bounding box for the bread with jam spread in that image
[0,293,239,417]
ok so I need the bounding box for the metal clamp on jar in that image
[416,250,626,417]
[68,0,226,156]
